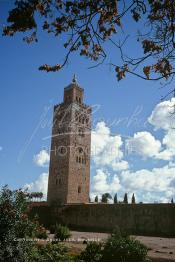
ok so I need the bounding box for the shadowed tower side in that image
[47,76,91,204]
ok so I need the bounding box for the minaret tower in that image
[47,76,91,204]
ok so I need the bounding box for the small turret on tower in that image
[64,74,84,104]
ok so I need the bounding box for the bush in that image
[49,224,56,234]
[0,186,37,261]
[29,243,73,262]
[78,230,151,262]
[101,234,151,262]
[54,224,71,241]
[35,225,48,239]
[78,242,102,262]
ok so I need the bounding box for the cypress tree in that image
[95,195,98,203]
[131,193,136,204]
[123,193,128,204]
[114,193,118,204]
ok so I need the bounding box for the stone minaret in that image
[47,76,91,204]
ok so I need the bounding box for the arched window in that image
[79,97,81,104]
[60,147,65,154]
[78,186,81,193]
[79,147,83,153]
[79,157,81,163]
[78,128,84,137]
[76,156,78,162]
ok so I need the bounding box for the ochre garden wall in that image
[30,203,175,237]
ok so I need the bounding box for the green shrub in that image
[0,186,37,261]
[101,234,151,262]
[49,224,56,234]
[78,242,102,262]
[54,224,71,241]
[78,231,151,262]
[29,243,73,261]
[35,225,48,239]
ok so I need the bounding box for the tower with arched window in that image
[47,75,91,204]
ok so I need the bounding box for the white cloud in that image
[91,164,175,203]
[147,99,175,160]
[24,173,48,199]
[33,150,50,167]
[148,98,175,130]
[91,121,129,171]
[93,169,110,194]
[126,131,161,158]
[125,99,175,161]
[120,164,175,202]
[92,169,121,197]
[90,118,175,203]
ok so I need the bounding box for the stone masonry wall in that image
[30,203,175,237]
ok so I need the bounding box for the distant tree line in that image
[93,194,175,204]
[94,193,136,204]
[27,192,43,202]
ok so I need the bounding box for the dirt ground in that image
[64,231,175,262]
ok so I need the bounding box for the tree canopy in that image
[3,0,175,85]
[101,193,112,203]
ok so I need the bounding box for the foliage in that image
[101,234,151,262]
[29,243,73,262]
[35,225,48,239]
[132,193,136,204]
[54,224,71,241]
[77,230,151,262]
[95,195,98,203]
[114,193,118,204]
[29,192,43,201]
[111,225,128,239]
[78,242,103,262]
[101,193,112,203]
[49,224,56,234]
[4,0,175,83]
[0,186,37,261]
[123,193,128,204]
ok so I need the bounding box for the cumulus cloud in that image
[24,173,48,199]
[33,150,50,167]
[91,122,129,171]
[125,99,175,161]
[92,169,121,198]
[147,98,175,160]
[148,98,175,130]
[126,131,161,158]
[121,164,175,202]
[91,164,175,203]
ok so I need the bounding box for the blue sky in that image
[1,1,175,203]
